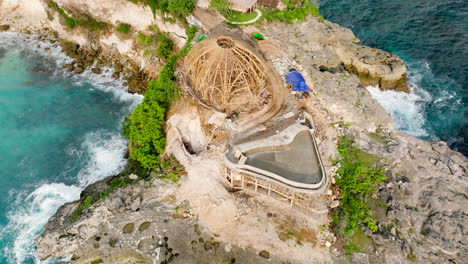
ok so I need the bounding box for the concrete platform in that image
[225,112,326,192]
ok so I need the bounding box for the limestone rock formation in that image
[262,18,409,92]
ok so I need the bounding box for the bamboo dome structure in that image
[184,35,269,114]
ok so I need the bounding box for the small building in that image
[229,0,258,13]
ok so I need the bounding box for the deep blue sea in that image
[0,33,142,263]
[319,0,467,155]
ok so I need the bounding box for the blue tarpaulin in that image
[285,72,309,92]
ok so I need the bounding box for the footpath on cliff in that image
[1,1,466,264]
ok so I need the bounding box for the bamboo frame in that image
[184,36,269,114]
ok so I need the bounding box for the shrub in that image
[167,0,195,17]
[148,0,158,16]
[122,26,198,170]
[117,23,131,33]
[156,33,174,59]
[333,137,385,235]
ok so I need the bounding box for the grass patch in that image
[158,172,181,183]
[127,0,194,22]
[116,23,131,33]
[224,10,258,23]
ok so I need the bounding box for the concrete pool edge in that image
[224,114,327,194]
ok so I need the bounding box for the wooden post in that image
[241,175,244,189]
[268,184,271,197]
[290,193,294,207]
[255,179,258,192]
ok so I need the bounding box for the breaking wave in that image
[0,32,141,263]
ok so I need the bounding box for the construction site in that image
[176,27,328,215]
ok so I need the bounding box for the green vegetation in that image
[331,121,351,128]
[137,32,175,59]
[333,136,385,235]
[210,0,230,14]
[138,32,155,46]
[369,132,388,144]
[79,16,109,32]
[342,228,375,255]
[70,196,94,221]
[168,0,196,17]
[46,0,78,28]
[46,0,109,31]
[69,159,152,221]
[258,0,322,24]
[116,23,131,33]
[127,0,194,21]
[331,137,385,255]
[158,172,182,183]
[343,242,361,255]
[123,26,198,170]
[407,248,417,262]
[225,10,258,23]
[156,33,175,59]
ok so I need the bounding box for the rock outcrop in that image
[261,18,409,92]
[262,18,467,263]
[1,1,465,262]
[35,177,295,264]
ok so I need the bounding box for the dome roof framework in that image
[185,36,268,114]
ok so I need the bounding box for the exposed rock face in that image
[261,18,467,263]
[2,1,464,262]
[262,18,409,92]
[35,177,302,264]
[0,0,187,94]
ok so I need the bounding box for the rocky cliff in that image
[1,1,466,263]
[261,18,409,92]
[261,18,467,263]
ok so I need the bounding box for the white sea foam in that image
[77,131,129,187]
[0,32,143,109]
[1,184,81,264]
[367,85,431,137]
[366,59,437,138]
[1,32,142,263]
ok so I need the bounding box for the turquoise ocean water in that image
[320,0,467,155]
[0,33,142,263]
